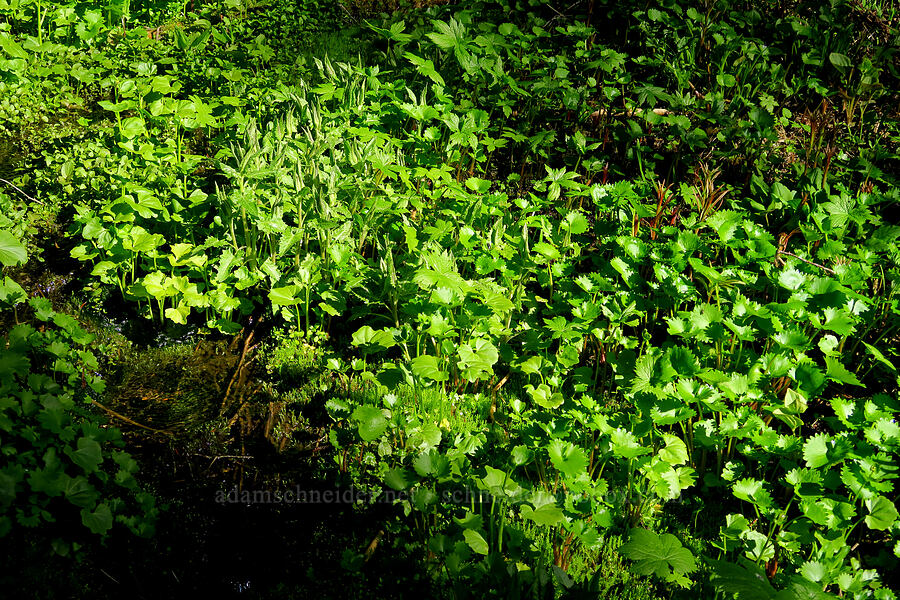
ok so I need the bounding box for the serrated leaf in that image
[547,440,588,478]
[658,435,688,466]
[824,357,863,387]
[384,467,412,492]
[778,268,806,291]
[619,529,697,578]
[803,433,830,468]
[413,450,450,478]
[526,383,564,409]
[610,428,651,459]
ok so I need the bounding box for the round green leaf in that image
[351,405,389,442]
[865,496,899,530]
[81,503,113,535]
[0,230,27,267]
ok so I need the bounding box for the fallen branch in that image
[591,107,672,121]
[777,249,836,275]
[89,398,174,436]
[190,454,252,460]
[0,178,42,205]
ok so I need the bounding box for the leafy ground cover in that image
[1,0,899,598]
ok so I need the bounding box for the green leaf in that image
[563,211,590,235]
[658,435,688,466]
[465,177,491,194]
[707,559,777,600]
[526,383,564,409]
[457,338,498,381]
[478,466,522,498]
[619,529,697,579]
[514,355,544,377]
[410,355,448,383]
[666,346,699,377]
[351,405,388,442]
[0,230,27,267]
[520,502,565,527]
[165,305,190,325]
[351,326,396,353]
[454,511,483,530]
[0,276,26,305]
[733,478,771,509]
[814,308,855,336]
[0,32,28,59]
[800,561,826,583]
[828,52,852,73]
[64,476,99,508]
[384,467,413,491]
[824,357,863,387]
[863,342,897,373]
[414,450,450,478]
[610,428,651,459]
[865,496,899,530]
[533,241,561,262]
[68,436,102,474]
[119,116,146,139]
[81,503,113,535]
[717,73,736,87]
[802,433,830,468]
[547,440,588,478]
[268,285,301,306]
[463,529,489,555]
[780,578,841,600]
[402,54,433,82]
[778,268,806,291]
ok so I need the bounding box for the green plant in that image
[0,230,157,545]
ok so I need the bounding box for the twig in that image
[88,398,174,436]
[208,454,253,467]
[339,2,358,23]
[190,454,252,460]
[491,372,510,394]
[591,108,671,121]
[221,329,257,414]
[546,1,581,24]
[0,178,42,204]
[776,250,836,274]
[99,569,120,585]
[489,372,510,422]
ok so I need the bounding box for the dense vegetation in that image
[1,0,899,597]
